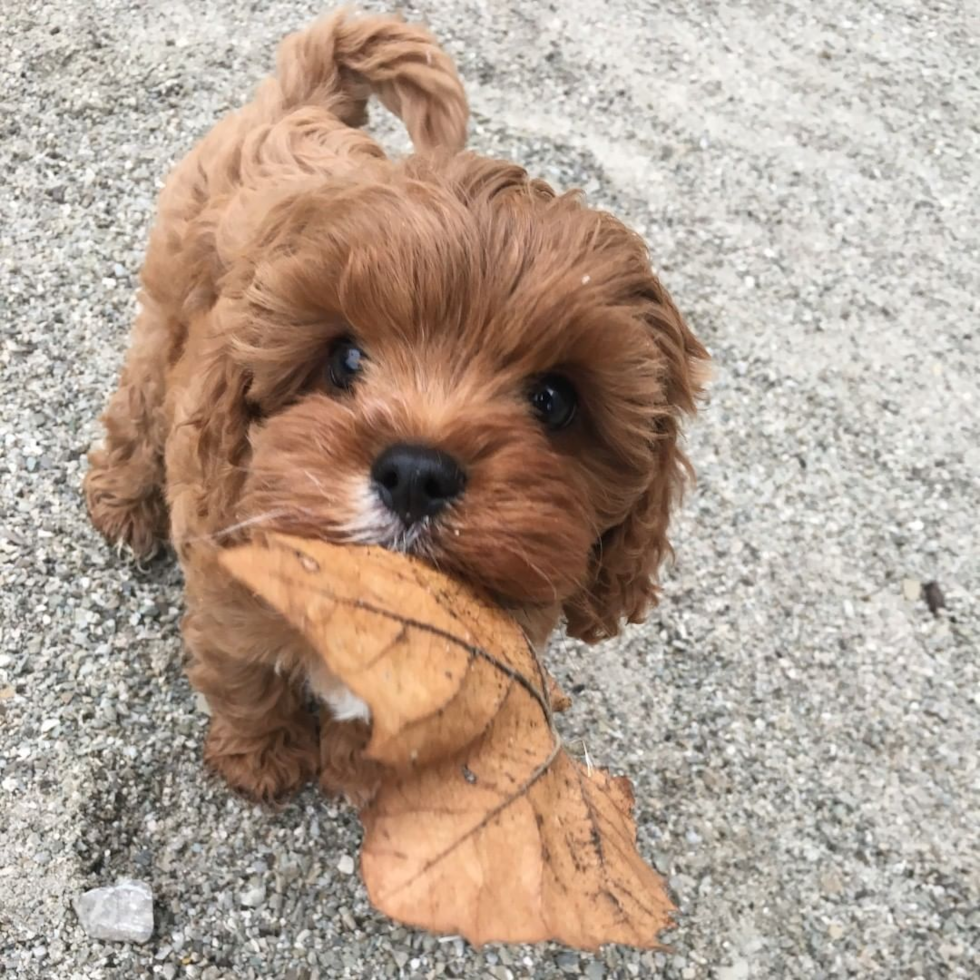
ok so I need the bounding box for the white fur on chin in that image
[306,657,372,722]
[337,481,433,554]
[322,684,372,723]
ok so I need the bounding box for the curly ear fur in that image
[164,322,255,559]
[563,274,709,643]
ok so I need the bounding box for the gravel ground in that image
[2,0,978,977]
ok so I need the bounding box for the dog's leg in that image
[182,590,319,802]
[189,650,319,802]
[84,298,173,558]
[306,661,384,806]
[318,711,386,808]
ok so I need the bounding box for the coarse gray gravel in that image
[1,1,978,978]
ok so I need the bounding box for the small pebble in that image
[73,879,154,943]
[239,884,266,908]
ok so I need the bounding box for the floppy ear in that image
[563,279,709,644]
[165,313,257,559]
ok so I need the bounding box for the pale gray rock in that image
[73,879,154,944]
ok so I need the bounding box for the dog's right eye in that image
[528,373,578,430]
[327,339,365,390]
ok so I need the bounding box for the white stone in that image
[73,878,153,943]
[239,884,266,907]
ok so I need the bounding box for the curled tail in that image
[273,9,468,153]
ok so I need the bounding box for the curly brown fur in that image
[85,8,707,802]
[318,713,385,807]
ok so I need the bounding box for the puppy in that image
[85,9,708,803]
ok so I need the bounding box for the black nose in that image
[371,444,465,525]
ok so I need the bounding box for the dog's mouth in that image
[345,516,436,556]
[334,483,445,559]
[239,483,566,631]
[237,466,577,624]
[235,483,447,560]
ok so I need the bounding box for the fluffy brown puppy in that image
[85,9,708,803]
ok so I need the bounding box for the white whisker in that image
[303,469,327,494]
[173,508,303,547]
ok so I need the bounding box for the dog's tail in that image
[271,9,468,153]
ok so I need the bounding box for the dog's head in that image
[189,153,708,641]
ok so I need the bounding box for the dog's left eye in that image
[327,338,365,390]
[528,374,578,430]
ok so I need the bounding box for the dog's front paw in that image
[204,718,319,802]
[319,715,385,808]
[84,460,167,560]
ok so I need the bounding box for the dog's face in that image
[201,155,707,641]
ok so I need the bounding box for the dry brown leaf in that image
[546,672,573,713]
[221,532,676,950]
